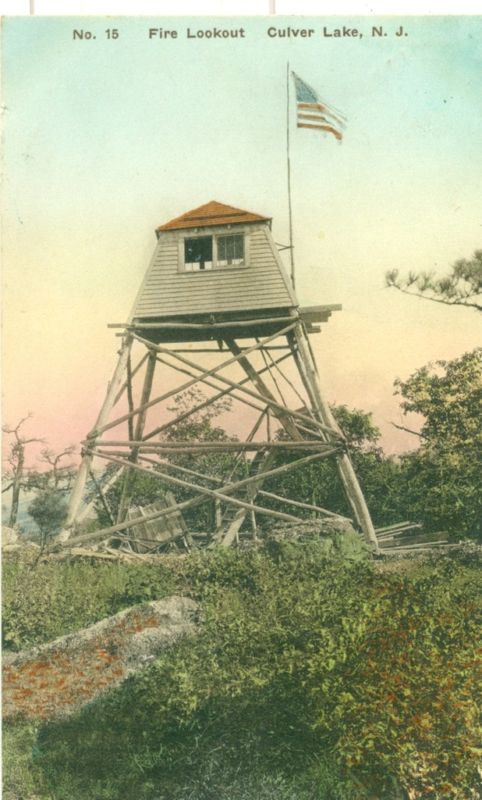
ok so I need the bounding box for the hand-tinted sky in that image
[2,15,481,463]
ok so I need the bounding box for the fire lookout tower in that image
[61,201,379,553]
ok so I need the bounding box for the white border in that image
[1,1,479,17]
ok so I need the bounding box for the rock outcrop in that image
[3,595,198,720]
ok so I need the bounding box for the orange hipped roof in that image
[157,201,271,232]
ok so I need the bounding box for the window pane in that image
[184,237,213,270]
[217,234,244,266]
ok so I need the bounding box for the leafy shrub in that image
[30,549,481,799]
[28,489,67,545]
[2,553,178,650]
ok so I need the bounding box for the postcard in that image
[2,14,481,800]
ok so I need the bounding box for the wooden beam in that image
[88,469,114,526]
[133,332,329,439]
[217,450,278,547]
[90,440,333,452]
[134,452,350,520]
[68,465,122,527]
[126,351,135,441]
[254,489,351,519]
[93,322,298,439]
[79,451,307,536]
[57,335,133,542]
[290,324,379,553]
[165,346,291,353]
[258,340,288,408]
[143,350,293,442]
[299,305,342,324]
[136,453,225,485]
[108,314,298,331]
[62,445,338,549]
[224,408,268,481]
[380,540,451,552]
[215,409,270,543]
[225,336,301,441]
[95,447,340,500]
[376,522,422,536]
[113,352,148,405]
[265,347,309,410]
[151,353,321,441]
[153,354,266,416]
[116,350,157,523]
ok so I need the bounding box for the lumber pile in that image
[376,522,452,554]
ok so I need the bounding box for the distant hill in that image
[3,490,41,537]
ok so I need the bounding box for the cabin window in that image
[217,234,244,266]
[182,233,246,271]
[184,236,213,271]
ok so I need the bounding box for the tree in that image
[2,415,75,536]
[24,446,76,494]
[386,250,482,311]
[25,446,75,546]
[2,415,44,527]
[396,348,482,535]
[28,489,68,548]
[264,405,403,528]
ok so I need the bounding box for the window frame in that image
[178,226,250,273]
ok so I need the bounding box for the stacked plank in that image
[376,522,451,554]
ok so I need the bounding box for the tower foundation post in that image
[57,335,133,542]
[290,324,379,553]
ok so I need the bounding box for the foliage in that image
[13,547,480,800]
[265,350,481,537]
[27,490,68,546]
[2,414,75,532]
[2,552,178,650]
[97,353,481,540]
[396,348,482,535]
[386,249,482,311]
[263,405,403,527]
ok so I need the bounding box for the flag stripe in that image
[298,100,346,120]
[297,122,343,141]
[298,112,334,124]
[297,102,346,129]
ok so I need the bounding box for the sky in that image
[2,14,482,468]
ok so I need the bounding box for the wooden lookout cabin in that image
[132,201,297,340]
[60,201,380,553]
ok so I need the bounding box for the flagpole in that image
[286,62,295,290]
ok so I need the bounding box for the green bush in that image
[29,548,481,799]
[2,553,178,650]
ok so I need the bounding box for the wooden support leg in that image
[57,335,133,542]
[290,324,379,553]
[116,350,157,523]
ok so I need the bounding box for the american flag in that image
[292,72,346,142]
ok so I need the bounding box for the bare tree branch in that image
[2,416,45,526]
[390,422,425,439]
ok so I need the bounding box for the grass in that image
[3,544,481,800]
